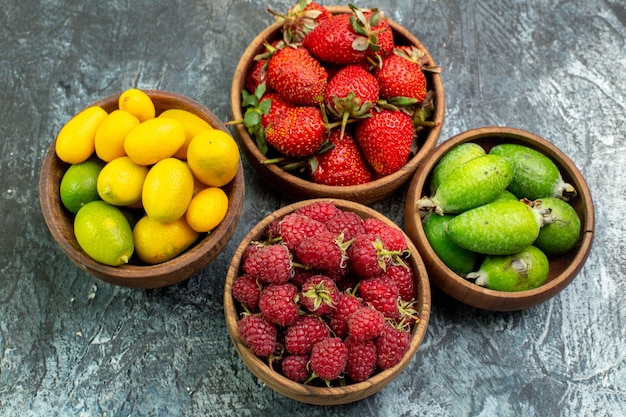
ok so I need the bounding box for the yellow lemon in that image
[94,109,140,162]
[59,157,105,214]
[185,186,229,233]
[97,156,148,206]
[74,200,134,266]
[187,129,240,187]
[118,88,155,122]
[142,158,194,222]
[158,109,213,160]
[133,215,199,264]
[55,106,108,164]
[124,118,186,166]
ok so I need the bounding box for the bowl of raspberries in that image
[223,199,431,405]
[229,2,444,204]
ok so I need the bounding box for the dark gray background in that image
[1,0,625,416]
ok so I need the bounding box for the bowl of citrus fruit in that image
[403,126,594,311]
[40,89,245,288]
[230,2,444,204]
[224,199,431,405]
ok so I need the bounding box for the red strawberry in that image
[366,15,395,65]
[310,129,373,186]
[243,243,293,284]
[259,92,291,128]
[294,200,342,223]
[344,336,377,382]
[300,274,340,316]
[325,209,365,241]
[375,49,428,103]
[279,212,328,251]
[269,0,332,44]
[329,292,363,337]
[281,354,311,382]
[259,283,300,326]
[355,109,415,176]
[232,274,262,311]
[303,7,392,65]
[359,276,401,320]
[375,321,411,370]
[295,230,351,274]
[382,264,416,301]
[347,305,385,342]
[266,46,327,106]
[238,314,277,357]
[324,64,379,138]
[309,337,348,382]
[285,315,330,355]
[303,13,367,65]
[362,217,408,252]
[246,58,269,95]
[265,106,327,157]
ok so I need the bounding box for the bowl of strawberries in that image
[223,199,431,405]
[230,2,444,204]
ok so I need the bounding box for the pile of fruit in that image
[56,88,240,266]
[418,142,581,291]
[232,200,420,386]
[236,1,440,186]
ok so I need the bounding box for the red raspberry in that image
[359,276,400,320]
[291,268,317,289]
[259,283,300,326]
[382,264,416,301]
[376,321,411,370]
[237,314,277,357]
[295,230,350,274]
[362,217,408,252]
[325,210,365,241]
[347,306,385,342]
[285,315,330,355]
[281,354,311,382]
[329,292,362,337]
[300,275,340,316]
[279,213,328,251]
[309,337,347,382]
[295,200,341,223]
[243,243,293,284]
[344,336,377,382]
[348,233,390,278]
[263,219,282,241]
[231,274,261,312]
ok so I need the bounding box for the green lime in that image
[60,157,105,214]
[74,200,134,266]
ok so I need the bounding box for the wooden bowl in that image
[404,126,594,311]
[229,6,444,205]
[39,90,245,289]
[224,199,431,405]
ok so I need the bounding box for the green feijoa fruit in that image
[422,213,477,276]
[417,154,515,215]
[429,142,486,194]
[466,245,549,292]
[447,200,546,255]
[493,189,519,202]
[489,143,576,200]
[531,197,581,255]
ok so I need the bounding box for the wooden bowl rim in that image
[39,89,245,288]
[224,198,431,405]
[404,126,595,311]
[229,6,445,204]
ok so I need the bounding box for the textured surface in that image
[1,0,625,416]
